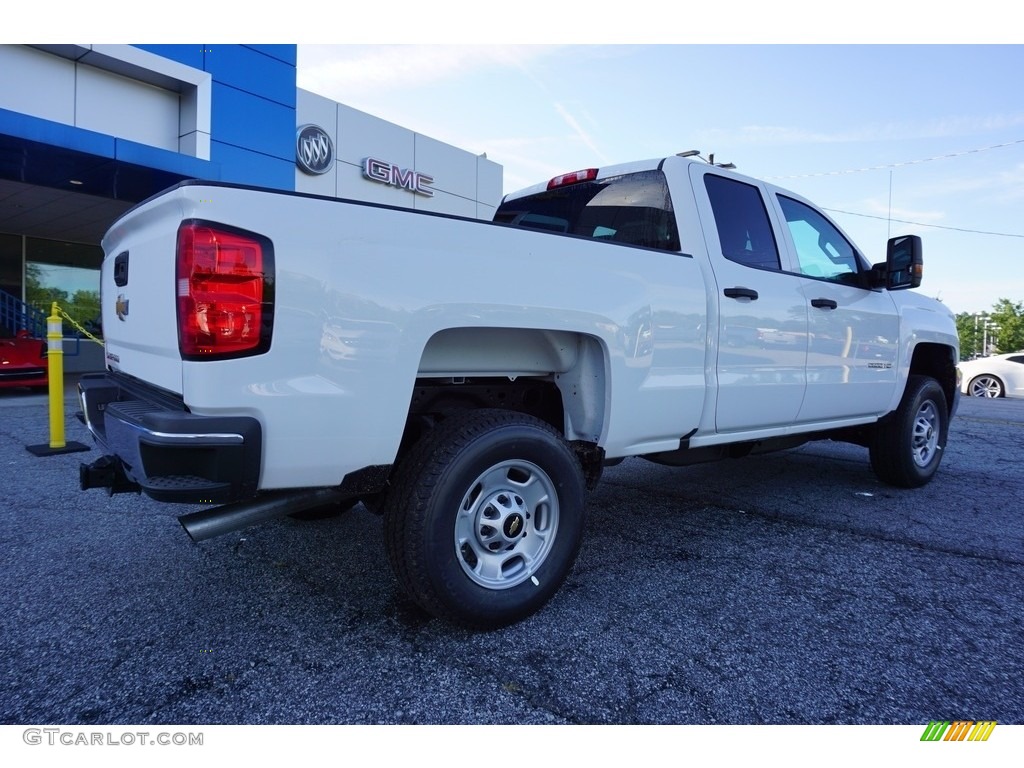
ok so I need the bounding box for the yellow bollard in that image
[25,302,90,457]
[47,302,66,449]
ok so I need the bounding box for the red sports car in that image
[0,328,48,390]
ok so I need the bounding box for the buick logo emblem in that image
[296,125,334,175]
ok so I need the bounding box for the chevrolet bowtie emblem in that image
[115,294,130,321]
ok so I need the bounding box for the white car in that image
[959,352,1024,398]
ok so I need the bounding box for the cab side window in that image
[704,174,781,270]
[778,195,861,284]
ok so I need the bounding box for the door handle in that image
[724,287,759,300]
[113,251,130,287]
[811,298,838,310]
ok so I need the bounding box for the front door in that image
[771,193,901,422]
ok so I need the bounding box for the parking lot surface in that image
[1,384,1021,725]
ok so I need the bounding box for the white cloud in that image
[552,102,609,163]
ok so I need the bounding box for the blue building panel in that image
[132,44,298,192]
[243,45,297,67]
[210,142,294,189]
[211,83,296,164]
[0,45,299,202]
[204,45,296,108]
[134,44,206,70]
[114,137,215,179]
[0,107,114,160]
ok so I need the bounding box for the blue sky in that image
[297,44,1024,316]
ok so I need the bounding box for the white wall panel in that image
[0,46,75,124]
[477,156,503,209]
[292,89,504,217]
[336,103,414,169]
[76,66,180,152]
[336,159,409,207]
[293,89,339,197]
[414,134,477,199]
[1,45,211,159]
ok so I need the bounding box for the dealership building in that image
[0,44,503,370]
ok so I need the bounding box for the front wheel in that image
[383,410,586,629]
[869,375,949,488]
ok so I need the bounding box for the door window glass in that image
[778,195,861,284]
[704,174,781,270]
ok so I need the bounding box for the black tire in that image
[869,375,949,488]
[383,409,586,629]
[968,374,1004,398]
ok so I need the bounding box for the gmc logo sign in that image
[362,158,434,197]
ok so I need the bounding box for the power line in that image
[825,208,1024,239]
[770,138,1024,179]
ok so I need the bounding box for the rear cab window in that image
[494,170,681,252]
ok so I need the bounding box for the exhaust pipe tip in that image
[179,487,355,542]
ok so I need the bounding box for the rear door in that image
[690,165,809,433]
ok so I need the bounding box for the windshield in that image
[495,169,681,252]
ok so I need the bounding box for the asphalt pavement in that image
[1,382,1021,725]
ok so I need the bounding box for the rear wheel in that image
[383,410,585,629]
[969,374,1004,398]
[870,375,949,488]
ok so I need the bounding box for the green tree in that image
[988,298,1024,354]
[69,289,100,324]
[24,263,67,314]
[955,312,982,360]
[958,299,1024,359]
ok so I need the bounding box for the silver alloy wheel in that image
[454,459,559,590]
[969,375,1003,398]
[911,400,941,467]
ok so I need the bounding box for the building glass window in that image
[0,232,21,300]
[26,237,103,335]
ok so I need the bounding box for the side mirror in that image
[884,234,923,290]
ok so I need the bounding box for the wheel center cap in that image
[503,513,525,538]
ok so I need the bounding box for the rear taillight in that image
[176,221,273,359]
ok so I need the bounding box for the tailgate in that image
[99,182,274,397]
[99,185,199,395]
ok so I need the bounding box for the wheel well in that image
[909,342,958,413]
[408,376,565,429]
[414,326,607,437]
[396,327,609,480]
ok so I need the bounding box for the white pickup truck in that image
[78,154,960,628]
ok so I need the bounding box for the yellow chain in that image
[56,305,104,346]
